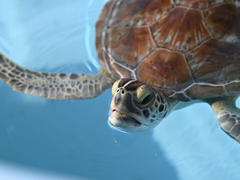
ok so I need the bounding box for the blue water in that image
[0,1,239,180]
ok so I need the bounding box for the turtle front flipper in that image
[207,97,240,143]
[0,53,115,99]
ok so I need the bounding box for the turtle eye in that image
[112,80,121,95]
[136,85,155,107]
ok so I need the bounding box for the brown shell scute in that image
[204,4,237,38]
[109,0,173,28]
[185,84,225,99]
[96,0,240,99]
[187,39,240,83]
[152,7,210,51]
[137,48,193,89]
[109,27,155,68]
[175,0,232,8]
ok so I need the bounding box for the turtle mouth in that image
[110,109,142,127]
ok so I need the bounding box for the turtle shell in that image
[96,0,240,101]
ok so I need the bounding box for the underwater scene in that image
[0,0,239,179]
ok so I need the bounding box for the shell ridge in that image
[169,79,240,100]
[96,0,240,100]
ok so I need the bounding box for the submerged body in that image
[0,0,240,143]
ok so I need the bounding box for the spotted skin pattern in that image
[208,97,240,143]
[0,54,114,99]
[109,79,168,131]
[218,112,240,142]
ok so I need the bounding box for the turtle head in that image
[109,78,168,132]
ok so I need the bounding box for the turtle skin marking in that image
[0,54,114,99]
[109,78,168,131]
[219,112,240,142]
[208,97,240,143]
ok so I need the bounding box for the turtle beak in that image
[109,89,142,131]
[109,108,141,128]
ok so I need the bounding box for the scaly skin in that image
[207,97,240,143]
[0,53,115,99]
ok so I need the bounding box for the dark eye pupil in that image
[141,93,153,105]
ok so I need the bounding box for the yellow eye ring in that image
[135,85,155,107]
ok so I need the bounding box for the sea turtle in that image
[0,0,240,143]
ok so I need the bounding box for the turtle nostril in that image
[114,88,126,104]
[116,88,125,94]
